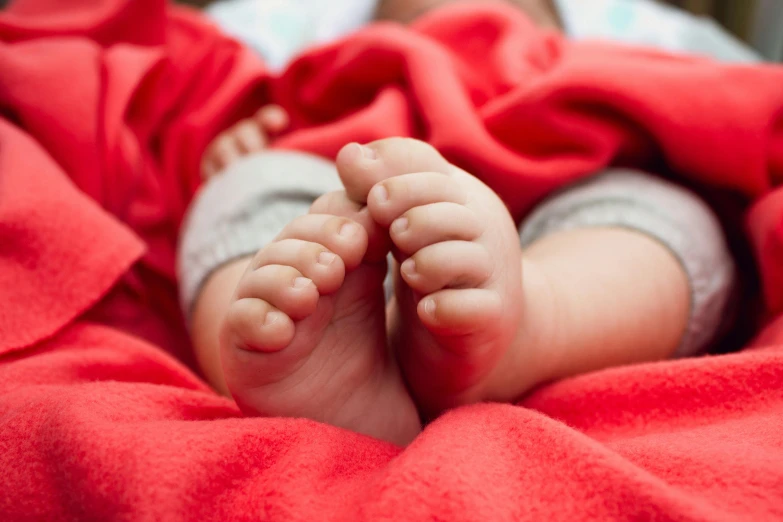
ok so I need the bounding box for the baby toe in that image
[400,241,492,295]
[211,132,242,172]
[390,202,483,254]
[335,137,453,203]
[233,119,266,153]
[251,239,346,295]
[309,192,390,262]
[223,297,296,353]
[367,172,467,227]
[418,288,503,339]
[236,264,319,320]
[256,105,289,134]
[275,215,368,270]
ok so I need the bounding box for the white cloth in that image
[207,0,762,72]
[554,0,761,63]
[206,0,377,71]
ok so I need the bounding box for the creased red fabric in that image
[1,1,782,520]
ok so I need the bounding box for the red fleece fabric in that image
[1,0,783,520]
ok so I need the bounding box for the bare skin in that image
[193,133,689,439]
[201,105,289,179]
[375,0,562,29]
[192,0,690,436]
[334,138,689,417]
[196,112,421,446]
[193,0,689,430]
[214,194,421,446]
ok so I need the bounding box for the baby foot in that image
[201,105,289,179]
[219,192,420,445]
[336,138,528,416]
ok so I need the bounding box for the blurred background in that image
[663,0,782,59]
[0,0,780,61]
[172,0,783,61]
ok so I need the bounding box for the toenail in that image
[391,217,408,234]
[318,251,337,265]
[422,298,436,316]
[293,277,312,289]
[347,142,363,160]
[358,144,377,160]
[339,222,359,237]
[265,311,284,326]
[371,184,388,203]
[402,258,416,276]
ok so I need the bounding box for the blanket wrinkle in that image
[1,0,783,520]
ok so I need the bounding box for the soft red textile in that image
[1,0,783,520]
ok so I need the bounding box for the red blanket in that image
[1,0,783,520]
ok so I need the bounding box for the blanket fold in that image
[1,0,782,520]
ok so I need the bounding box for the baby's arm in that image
[513,171,734,391]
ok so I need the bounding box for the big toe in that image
[335,138,453,203]
[310,190,390,263]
